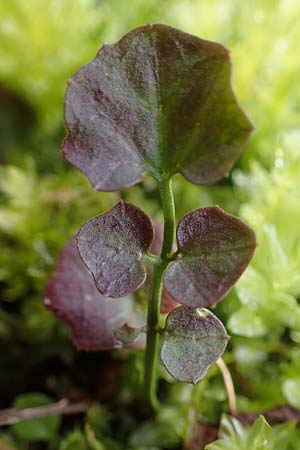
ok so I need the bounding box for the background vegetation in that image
[0,0,300,448]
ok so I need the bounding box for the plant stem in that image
[142,252,161,265]
[159,178,176,260]
[216,357,237,414]
[144,178,176,412]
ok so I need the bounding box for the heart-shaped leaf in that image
[62,24,253,191]
[164,207,256,308]
[43,239,145,350]
[161,307,229,383]
[77,201,154,297]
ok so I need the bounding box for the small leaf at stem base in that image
[114,323,146,344]
[161,306,229,383]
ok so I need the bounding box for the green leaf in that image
[206,415,296,450]
[272,422,297,450]
[227,307,266,337]
[63,24,253,191]
[59,430,88,450]
[164,207,256,308]
[77,201,154,297]
[282,378,300,409]
[11,393,60,442]
[246,416,273,449]
[129,406,184,448]
[160,307,229,383]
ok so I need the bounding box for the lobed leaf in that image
[43,239,144,350]
[161,307,229,383]
[77,201,154,297]
[62,24,253,191]
[164,207,256,308]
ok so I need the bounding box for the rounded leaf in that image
[77,201,154,297]
[62,24,253,191]
[44,239,144,350]
[164,207,256,308]
[161,307,229,383]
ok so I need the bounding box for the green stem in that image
[142,252,161,266]
[160,178,176,260]
[144,178,176,412]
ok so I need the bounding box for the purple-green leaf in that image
[43,239,144,351]
[62,24,253,191]
[77,201,154,297]
[164,207,256,308]
[161,307,229,383]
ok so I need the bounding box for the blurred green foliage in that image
[231,144,300,338]
[11,393,61,442]
[1,0,300,448]
[206,415,299,450]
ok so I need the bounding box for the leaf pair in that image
[73,201,254,383]
[77,201,256,309]
[44,202,255,382]
[43,240,228,384]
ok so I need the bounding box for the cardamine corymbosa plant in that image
[44,24,256,412]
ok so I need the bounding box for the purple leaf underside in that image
[164,207,256,308]
[43,239,145,351]
[63,24,253,191]
[161,306,229,383]
[77,201,154,297]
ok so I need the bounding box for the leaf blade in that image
[77,201,154,297]
[161,307,229,383]
[164,207,256,308]
[62,24,253,191]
